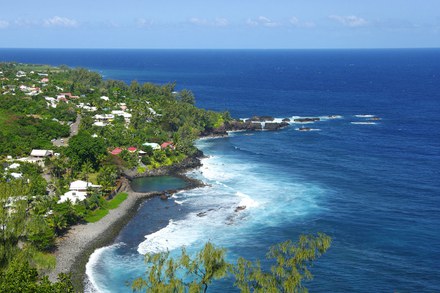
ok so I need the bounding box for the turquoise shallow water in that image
[130,176,188,193]
[1,49,439,292]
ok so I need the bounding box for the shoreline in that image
[48,170,205,291]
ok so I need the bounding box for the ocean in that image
[1,49,439,292]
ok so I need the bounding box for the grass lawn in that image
[106,192,128,209]
[84,192,128,223]
[84,209,109,223]
[32,251,56,273]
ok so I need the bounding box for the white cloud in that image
[0,20,9,29]
[247,16,281,28]
[329,15,368,27]
[43,16,79,28]
[14,18,38,27]
[289,17,316,28]
[188,17,229,27]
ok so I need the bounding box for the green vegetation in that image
[106,192,128,209]
[84,209,109,223]
[0,61,232,290]
[84,192,128,223]
[133,233,331,293]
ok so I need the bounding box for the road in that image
[52,114,81,147]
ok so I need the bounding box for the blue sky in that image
[1,0,439,48]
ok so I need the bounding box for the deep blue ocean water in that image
[1,49,439,292]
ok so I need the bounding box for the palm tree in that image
[80,160,93,183]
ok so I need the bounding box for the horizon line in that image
[1,47,440,51]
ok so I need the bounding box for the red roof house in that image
[161,142,175,150]
[110,147,123,155]
[127,147,137,153]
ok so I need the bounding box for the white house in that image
[10,173,23,179]
[6,163,20,170]
[58,191,87,204]
[100,96,110,101]
[69,180,101,191]
[93,121,107,127]
[16,71,26,78]
[142,142,161,150]
[94,114,115,121]
[30,149,53,158]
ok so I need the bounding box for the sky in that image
[1,0,439,49]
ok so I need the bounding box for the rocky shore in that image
[48,166,205,291]
[200,115,290,136]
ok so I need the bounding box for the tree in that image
[0,258,74,293]
[27,216,56,251]
[0,181,30,268]
[234,233,331,293]
[80,160,94,182]
[65,131,107,171]
[133,234,331,293]
[179,89,195,105]
[97,166,118,195]
[132,242,230,293]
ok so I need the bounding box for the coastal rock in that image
[224,119,287,132]
[264,122,289,131]
[200,125,228,137]
[297,127,312,131]
[245,116,275,122]
[294,117,320,123]
[235,206,246,212]
[282,118,291,122]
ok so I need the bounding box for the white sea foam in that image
[138,219,200,254]
[351,121,377,125]
[319,115,343,120]
[355,114,375,118]
[236,191,259,208]
[295,128,321,131]
[85,243,126,293]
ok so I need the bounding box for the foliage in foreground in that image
[132,233,331,293]
[0,258,74,293]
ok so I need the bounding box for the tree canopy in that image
[133,233,331,293]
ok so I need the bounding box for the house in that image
[16,71,26,78]
[93,121,107,127]
[110,147,123,155]
[40,78,49,83]
[94,114,115,121]
[59,92,72,98]
[69,180,100,191]
[142,142,161,150]
[10,173,23,179]
[58,191,87,204]
[100,96,110,101]
[57,96,68,103]
[161,142,175,150]
[30,149,53,158]
[127,147,137,153]
[6,163,20,170]
[111,110,132,120]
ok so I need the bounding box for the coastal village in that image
[0,62,316,291]
[0,62,232,290]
